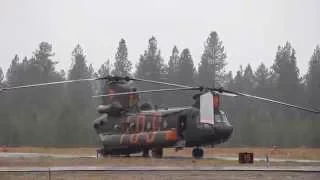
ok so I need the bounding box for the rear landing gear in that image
[142,149,149,157]
[192,147,204,159]
[151,148,163,158]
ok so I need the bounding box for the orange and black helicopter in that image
[1,75,319,158]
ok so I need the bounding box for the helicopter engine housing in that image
[97,102,124,116]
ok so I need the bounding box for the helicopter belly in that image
[185,123,233,147]
[99,129,178,150]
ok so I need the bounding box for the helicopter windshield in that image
[214,111,231,126]
[194,109,231,126]
[218,111,231,126]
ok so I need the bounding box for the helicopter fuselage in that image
[93,106,233,156]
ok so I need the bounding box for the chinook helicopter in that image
[1,75,319,158]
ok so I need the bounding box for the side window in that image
[146,120,152,132]
[161,118,168,130]
[127,116,136,133]
[178,115,187,131]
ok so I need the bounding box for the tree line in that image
[0,31,319,147]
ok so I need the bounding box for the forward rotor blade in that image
[128,77,193,88]
[0,78,97,92]
[92,87,200,98]
[213,88,320,114]
[0,75,135,93]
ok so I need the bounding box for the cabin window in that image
[114,124,120,131]
[129,122,136,133]
[146,120,152,131]
[162,119,168,129]
[126,116,136,133]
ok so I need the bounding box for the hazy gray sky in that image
[0,0,319,76]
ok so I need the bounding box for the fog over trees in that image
[0,31,319,147]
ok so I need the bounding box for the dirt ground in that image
[0,147,320,167]
[0,171,319,180]
[0,156,243,167]
[0,147,320,179]
[2,146,320,160]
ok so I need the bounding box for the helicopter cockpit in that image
[214,110,231,126]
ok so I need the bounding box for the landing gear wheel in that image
[151,148,163,158]
[142,149,149,157]
[192,147,204,159]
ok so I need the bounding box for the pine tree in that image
[66,44,95,144]
[0,66,10,145]
[3,43,66,145]
[98,59,111,77]
[225,66,243,146]
[253,63,273,115]
[97,59,112,102]
[231,66,244,90]
[135,36,164,81]
[242,64,255,92]
[306,45,320,107]
[198,31,227,87]
[177,48,195,85]
[135,36,165,105]
[33,42,59,82]
[167,46,180,82]
[6,55,20,85]
[68,44,93,108]
[69,44,91,80]
[306,45,320,147]
[0,67,3,84]
[272,42,301,103]
[269,42,304,146]
[112,39,132,76]
[176,48,195,105]
[254,63,270,92]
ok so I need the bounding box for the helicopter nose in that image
[214,125,233,141]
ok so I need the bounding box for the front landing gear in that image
[192,147,204,159]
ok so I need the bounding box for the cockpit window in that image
[214,111,231,125]
[220,111,231,126]
[195,110,231,126]
[214,113,223,123]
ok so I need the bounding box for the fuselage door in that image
[177,115,187,139]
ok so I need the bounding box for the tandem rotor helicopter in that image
[1,75,319,158]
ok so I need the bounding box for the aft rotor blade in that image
[214,91,238,97]
[0,78,98,92]
[213,88,320,114]
[92,87,200,98]
[128,77,193,88]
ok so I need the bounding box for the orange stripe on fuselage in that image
[165,129,177,141]
[146,132,156,144]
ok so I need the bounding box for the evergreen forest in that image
[0,32,319,147]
